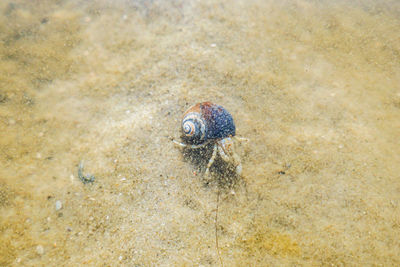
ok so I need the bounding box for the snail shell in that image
[181,102,236,145]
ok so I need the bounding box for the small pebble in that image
[55,200,62,211]
[36,245,44,255]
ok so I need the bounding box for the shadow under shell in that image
[181,143,241,189]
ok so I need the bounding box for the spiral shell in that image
[180,102,235,145]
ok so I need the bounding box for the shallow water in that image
[1,0,399,265]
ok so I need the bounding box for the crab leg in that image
[204,144,218,177]
[218,145,230,162]
[232,152,242,175]
[218,142,242,176]
[233,136,250,143]
[172,139,211,149]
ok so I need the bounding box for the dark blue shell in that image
[181,102,235,145]
[203,103,236,139]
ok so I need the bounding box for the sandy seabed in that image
[1,0,399,266]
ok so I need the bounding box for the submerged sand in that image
[1,0,399,266]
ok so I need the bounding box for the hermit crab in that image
[173,102,247,177]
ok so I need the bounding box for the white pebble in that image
[55,200,62,211]
[36,245,44,255]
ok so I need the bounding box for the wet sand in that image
[1,0,399,266]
